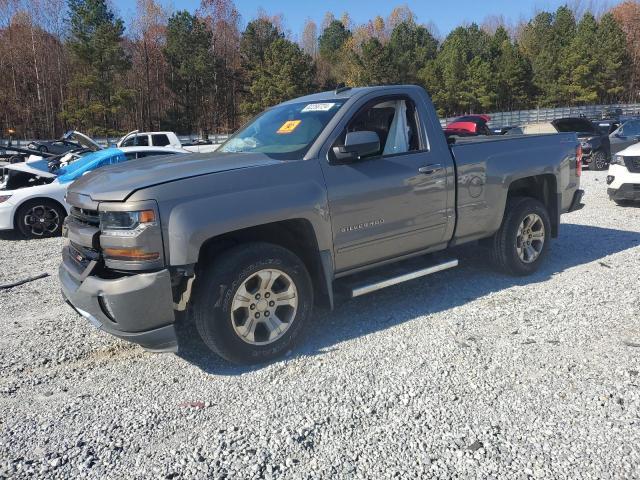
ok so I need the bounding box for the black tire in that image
[38,145,48,154]
[191,242,314,364]
[613,199,631,206]
[591,150,608,171]
[490,197,551,276]
[16,199,66,239]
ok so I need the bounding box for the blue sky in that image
[111,0,601,38]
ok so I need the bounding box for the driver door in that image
[320,95,450,273]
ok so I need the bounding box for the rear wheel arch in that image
[506,174,558,237]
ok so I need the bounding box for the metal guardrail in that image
[439,103,640,128]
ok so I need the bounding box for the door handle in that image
[418,164,443,175]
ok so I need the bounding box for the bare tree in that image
[301,18,318,59]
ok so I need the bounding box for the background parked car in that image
[444,115,493,137]
[518,118,611,170]
[27,130,101,155]
[0,146,188,238]
[117,130,219,153]
[607,143,640,205]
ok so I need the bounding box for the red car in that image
[445,115,492,136]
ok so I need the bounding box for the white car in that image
[117,130,220,153]
[607,143,640,205]
[0,146,188,238]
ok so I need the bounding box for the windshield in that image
[219,100,346,159]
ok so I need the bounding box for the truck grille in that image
[624,156,640,173]
[70,206,100,227]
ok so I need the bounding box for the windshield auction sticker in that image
[277,120,301,134]
[301,103,335,112]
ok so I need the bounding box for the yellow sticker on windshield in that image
[277,120,301,134]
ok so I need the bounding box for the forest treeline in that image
[1,0,640,139]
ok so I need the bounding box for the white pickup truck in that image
[116,130,220,153]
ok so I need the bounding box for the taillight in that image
[576,145,582,177]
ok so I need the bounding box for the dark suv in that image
[553,118,611,170]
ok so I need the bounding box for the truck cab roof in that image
[279,85,426,106]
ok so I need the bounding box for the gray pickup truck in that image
[60,85,584,364]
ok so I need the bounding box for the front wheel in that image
[16,199,66,238]
[490,197,551,276]
[191,242,313,364]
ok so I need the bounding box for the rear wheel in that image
[191,242,313,364]
[490,197,551,276]
[16,199,66,238]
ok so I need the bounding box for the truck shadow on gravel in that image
[176,223,640,374]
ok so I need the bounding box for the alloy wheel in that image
[230,268,298,345]
[23,205,60,236]
[516,213,545,263]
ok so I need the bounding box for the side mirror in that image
[332,131,380,162]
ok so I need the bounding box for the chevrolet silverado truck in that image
[60,85,584,364]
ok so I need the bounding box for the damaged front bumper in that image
[59,247,178,352]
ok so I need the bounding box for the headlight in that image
[611,155,626,166]
[98,204,164,268]
[0,195,11,204]
[100,209,157,237]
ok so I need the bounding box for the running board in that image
[348,258,458,298]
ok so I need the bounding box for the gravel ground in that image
[0,170,639,479]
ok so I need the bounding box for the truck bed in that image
[449,133,580,245]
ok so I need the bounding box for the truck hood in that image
[67,152,281,201]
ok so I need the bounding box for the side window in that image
[625,121,640,136]
[334,98,422,159]
[152,134,171,146]
[123,135,149,147]
[136,151,174,159]
[124,152,137,160]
